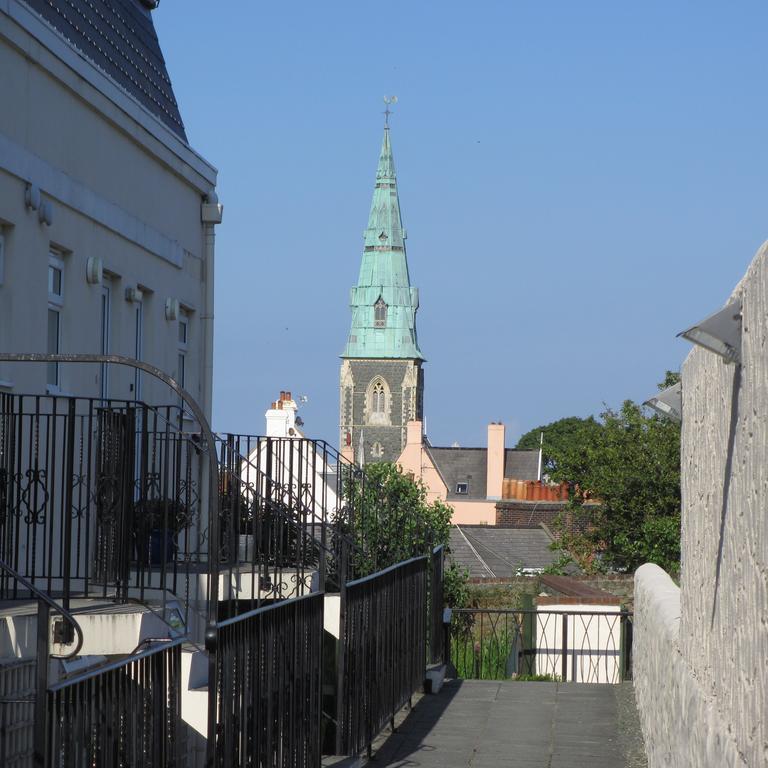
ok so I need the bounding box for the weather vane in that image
[383,95,398,127]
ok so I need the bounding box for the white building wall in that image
[534,603,624,684]
[0,0,218,414]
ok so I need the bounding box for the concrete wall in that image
[634,241,768,767]
[0,1,218,413]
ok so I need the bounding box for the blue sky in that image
[156,1,767,447]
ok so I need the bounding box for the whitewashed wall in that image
[0,0,218,413]
[634,242,768,768]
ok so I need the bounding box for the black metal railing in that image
[46,637,184,767]
[336,556,428,757]
[0,393,214,640]
[450,608,633,684]
[216,435,366,611]
[206,591,324,768]
[0,556,84,768]
[429,544,445,666]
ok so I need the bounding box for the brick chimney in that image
[486,422,505,500]
[406,420,423,446]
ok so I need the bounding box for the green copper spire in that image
[342,126,425,360]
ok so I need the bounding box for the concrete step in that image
[0,598,172,660]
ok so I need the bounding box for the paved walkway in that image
[367,680,647,768]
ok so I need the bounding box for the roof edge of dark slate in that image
[19,0,187,141]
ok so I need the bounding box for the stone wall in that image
[634,565,745,767]
[634,241,768,767]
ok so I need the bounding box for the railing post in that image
[561,612,568,682]
[204,623,218,768]
[62,398,76,611]
[335,542,348,756]
[33,599,49,768]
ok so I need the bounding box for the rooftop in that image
[21,0,186,139]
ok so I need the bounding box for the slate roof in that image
[428,447,539,500]
[22,0,186,139]
[429,447,487,500]
[504,449,539,480]
[448,525,559,578]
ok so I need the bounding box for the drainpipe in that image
[201,191,223,423]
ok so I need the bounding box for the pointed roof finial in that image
[383,95,398,128]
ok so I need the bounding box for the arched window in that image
[374,298,387,328]
[372,381,385,413]
[366,378,390,425]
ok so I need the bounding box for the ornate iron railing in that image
[46,637,183,767]
[216,435,366,611]
[0,393,214,639]
[336,556,428,757]
[429,544,445,665]
[450,608,633,684]
[205,591,324,768]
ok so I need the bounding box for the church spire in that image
[342,122,424,360]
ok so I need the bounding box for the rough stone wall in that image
[634,241,768,768]
[634,564,745,767]
[339,358,423,463]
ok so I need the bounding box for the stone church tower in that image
[340,123,425,463]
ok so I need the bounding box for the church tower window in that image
[372,381,385,413]
[374,298,387,328]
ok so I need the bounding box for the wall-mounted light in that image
[125,286,143,303]
[677,300,742,364]
[25,183,40,211]
[85,256,103,285]
[38,200,53,227]
[644,382,682,422]
[165,297,180,321]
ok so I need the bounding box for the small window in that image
[178,317,188,347]
[48,255,64,305]
[371,441,384,459]
[374,297,387,328]
[455,483,468,495]
[47,252,65,389]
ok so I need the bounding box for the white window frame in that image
[47,253,65,392]
[133,302,143,401]
[177,313,190,419]
[100,284,111,402]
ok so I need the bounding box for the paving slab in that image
[361,679,647,768]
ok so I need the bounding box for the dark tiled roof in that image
[22,0,186,139]
[429,447,487,500]
[503,449,539,480]
[448,525,559,578]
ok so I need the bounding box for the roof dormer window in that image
[374,297,387,328]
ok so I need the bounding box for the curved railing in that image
[0,556,83,659]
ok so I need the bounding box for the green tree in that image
[340,462,468,606]
[515,416,602,477]
[546,373,681,574]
